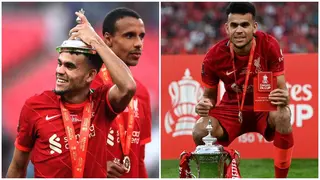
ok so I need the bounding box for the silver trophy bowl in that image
[190,120,229,178]
[56,8,96,55]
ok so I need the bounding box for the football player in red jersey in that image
[90,8,151,178]
[193,2,293,178]
[6,12,136,178]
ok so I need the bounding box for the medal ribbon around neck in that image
[230,38,256,123]
[60,96,92,178]
[116,99,135,156]
[99,64,111,84]
[116,99,135,172]
[99,65,135,172]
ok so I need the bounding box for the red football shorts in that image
[209,105,275,147]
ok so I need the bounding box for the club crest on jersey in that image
[133,98,139,118]
[279,49,284,62]
[254,57,262,73]
[165,69,204,137]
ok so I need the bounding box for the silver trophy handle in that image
[56,8,96,55]
[72,8,84,40]
[76,8,85,24]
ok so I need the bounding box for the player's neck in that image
[233,40,253,56]
[62,89,90,104]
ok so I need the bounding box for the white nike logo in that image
[226,70,236,76]
[45,114,61,121]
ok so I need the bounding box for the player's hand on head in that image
[195,98,213,117]
[107,161,125,178]
[75,11,90,25]
[69,12,100,46]
[268,88,289,106]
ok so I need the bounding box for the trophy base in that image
[190,153,227,178]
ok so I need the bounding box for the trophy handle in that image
[184,154,198,178]
[222,150,241,178]
[179,151,196,178]
[224,150,241,166]
[220,153,229,178]
[193,156,200,178]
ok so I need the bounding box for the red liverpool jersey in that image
[202,31,285,106]
[91,75,152,178]
[15,85,116,178]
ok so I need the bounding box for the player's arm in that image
[6,148,30,178]
[94,42,136,113]
[267,36,289,106]
[196,54,219,117]
[8,100,36,178]
[70,12,136,113]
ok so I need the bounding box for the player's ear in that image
[224,23,230,36]
[253,22,258,34]
[86,69,97,83]
[103,32,112,47]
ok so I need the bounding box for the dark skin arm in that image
[69,12,136,113]
[6,148,30,178]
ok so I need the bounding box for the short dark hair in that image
[102,7,141,36]
[69,52,103,72]
[87,54,103,72]
[226,2,256,19]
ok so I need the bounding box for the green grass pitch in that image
[161,159,318,178]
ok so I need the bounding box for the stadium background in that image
[2,2,159,178]
[161,2,318,178]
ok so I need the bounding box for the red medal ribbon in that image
[117,100,135,157]
[99,64,111,84]
[60,96,92,178]
[179,151,192,178]
[99,65,135,165]
[230,39,256,122]
[223,147,241,178]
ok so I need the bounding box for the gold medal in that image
[238,111,243,123]
[123,156,131,173]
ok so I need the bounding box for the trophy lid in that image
[56,8,96,55]
[193,119,224,155]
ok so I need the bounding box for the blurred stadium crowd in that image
[161,2,318,54]
[2,2,159,178]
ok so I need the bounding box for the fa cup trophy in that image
[56,9,96,55]
[179,120,241,178]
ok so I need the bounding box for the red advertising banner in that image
[161,54,318,159]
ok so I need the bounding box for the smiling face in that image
[54,52,96,95]
[104,17,145,66]
[225,13,257,49]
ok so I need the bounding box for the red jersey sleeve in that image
[15,103,36,152]
[140,90,151,145]
[267,36,285,76]
[201,52,220,88]
[93,84,118,120]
